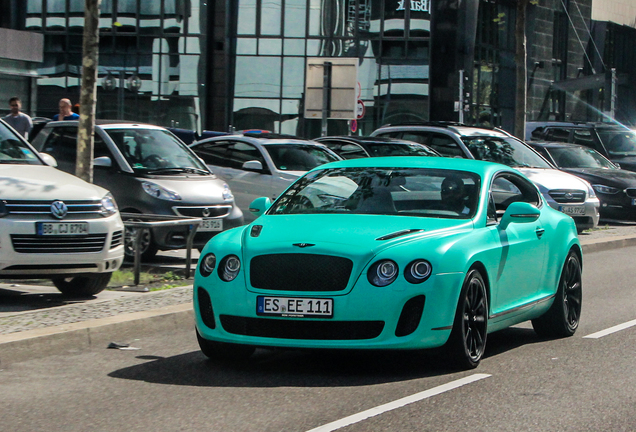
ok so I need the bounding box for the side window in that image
[489,173,541,220]
[401,132,429,145]
[192,142,233,167]
[94,134,114,159]
[41,127,77,174]
[229,142,265,169]
[339,143,367,158]
[429,133,464,157]
[543,127,571,142]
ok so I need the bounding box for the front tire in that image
[445,269,488,370]
[52,273,112,297]
[123,217,158,261]
[532,250,582,338]
[196,330,255,361]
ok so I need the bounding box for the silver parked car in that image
[189,133,342,222]
[31,121,244,258]
[372,122,600,231]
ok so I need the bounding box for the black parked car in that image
[313,135,440,159]
[526,121,636,172]
[529,141,636,219]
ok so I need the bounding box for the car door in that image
[486,173,548,317]
[193,140,272,219]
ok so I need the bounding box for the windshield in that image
[269,167,480,219]
[0,122,43,165]
[107,128,209,173]
[598,130,636,157]
[265,144,340,171]
[548,146,616,169]
[462,136,552,168]
[365,142,439,157]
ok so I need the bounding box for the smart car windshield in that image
[269,167,481,219]
[549,146,616,169]
[0,122,43,165]
[598,130,636,157]
[107,128,209,173]
[265,144,340,171]
[463,136,552,168]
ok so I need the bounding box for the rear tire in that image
[196,330,255,361]
[445,268,488,370]
[532,250,582,338]
[52,273,112,297]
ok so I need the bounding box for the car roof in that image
[192,133,322,147]
[44,120,169,130]
[316,136,420,144]
[528,141,590,150]
[374,123,511,138]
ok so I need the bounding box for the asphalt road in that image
[1,246,635,432]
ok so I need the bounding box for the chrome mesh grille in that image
[548,189,586,204]
[5,200,103,217]
[11,234,107,253]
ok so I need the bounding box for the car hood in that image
[138,175,231,203]
[517,168,589,190]
[562,168,636,188]
[0,165,108,200]
[242,214,472,266]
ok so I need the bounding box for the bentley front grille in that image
[250,253,353,291]
[11,234,107,253]
[220,315,384,340]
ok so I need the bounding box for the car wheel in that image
[196,330,255,361]
[445,268,488,370]
[52,273,112,297]
[123,218,158,261]
[532,250,582,338]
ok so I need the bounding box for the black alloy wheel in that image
[532,250,582,337]
[446,268,488,369]
[123,217,158,261]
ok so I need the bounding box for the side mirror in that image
[94,156,112,168]
[614,162,621,169]
[242,160,263,171]
[249,197,272,218]
[499,201,540,230]
[39,152,57,167]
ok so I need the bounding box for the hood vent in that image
[376,229,425,241]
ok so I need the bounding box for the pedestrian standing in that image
[52,98,80,121]
[3,97,33,139]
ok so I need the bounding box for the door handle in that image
[535,228,545,239]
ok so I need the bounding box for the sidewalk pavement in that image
[2,222,636,365]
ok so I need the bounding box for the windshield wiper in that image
[146,167,209,175]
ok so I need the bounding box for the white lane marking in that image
[584,318,636,339]
[305,373,491,432]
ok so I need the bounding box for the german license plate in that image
[198,218,223,232]
[36,222,88,236]
[257,296,333,318]
[558,205,586,215]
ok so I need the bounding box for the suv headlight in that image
[141,181,182,201]
[592,184,619,195]
[101,193,118,217]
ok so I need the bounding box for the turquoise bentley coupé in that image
[194,157,582,369]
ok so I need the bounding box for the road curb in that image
[580,236,636,254]
[0,303,193,366]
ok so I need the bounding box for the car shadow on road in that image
[0,287,92,313]
[108,326,543,388]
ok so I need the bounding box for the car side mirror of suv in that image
[94,156,112,168]
[39,152,57,167]
[499,201,540,230]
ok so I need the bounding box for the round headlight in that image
[368,259,398,287]
[218,254,241,282]
[405,259,432,284]
[199,253,216,277]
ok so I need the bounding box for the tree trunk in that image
[76,0,102,183]
[514,0,528,140]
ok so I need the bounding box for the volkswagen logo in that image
[564,192,574,200]
[51,200,68,219]
[202,208,211,217]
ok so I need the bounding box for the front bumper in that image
[544,196,600,230]
[194,272,465,351]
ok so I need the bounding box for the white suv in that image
[0,119,124,296]
[372,122,600,231]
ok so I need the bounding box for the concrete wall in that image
[592,0,636,28]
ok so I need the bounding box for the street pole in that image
[76,0,102,183]
[458,69,465,124]
[321,62,332,137]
